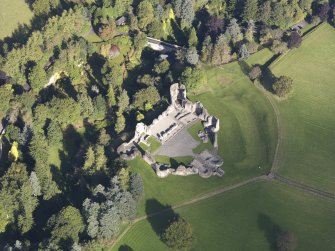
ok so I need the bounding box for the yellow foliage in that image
[8,141,19,162]
[162,20,167,34]
[169,8,175,20]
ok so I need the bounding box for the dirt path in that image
[254,83,284,173]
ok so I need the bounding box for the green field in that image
[0,0,33,39]
[112,181,335,251]
[126,50,277,216]
[270,24,335,192]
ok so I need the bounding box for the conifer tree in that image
[243,0,259,22]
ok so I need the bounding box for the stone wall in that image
[117,83,224,178]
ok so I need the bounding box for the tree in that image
[186,47,199,65]
[258,0,271,25]
[248,66,262,81]
[188,27,198,47]
[317,3,330,21]
[28,64,48,93]
[130,173,144,201]
[299,0,313,12]
[244,20,256,42]
[137,74,156,86]
[98,18,117,40]
[137,0,155,30]
[83,146,95,171]
[47,206,84,248]
[173,0,182,17]
[201,36,213,63]
[181,0,195,26]
[118,168,130,190]
[277,232,298,251]
[153,60,170,75]
[211,34,231,65]
[0,163,38,234]
[162,218,194,250]
[271,40,288,54]
[180,67,206,91]
[205,16,225,38]
[82,199,100,238]
[98,128,111,146]
[238,44,250,61]
[29,172,42,197]
[242,0,258,22]
[288,31,302,49]
[133,86,161,110]
[8,141,19,162]
[227,0,237,18]
[46,121,62,145]
[226,18,243,44]
[273,76,293,97]
[117,90,130,114]
[147,20,164,38]
[95,145,107,171]
[115,114,126,133]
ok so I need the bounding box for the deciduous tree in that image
[162,218,194,250]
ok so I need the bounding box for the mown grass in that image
[112,181,335,251]
[270,24,335,192]
[0,0,33,39]
[139,136,161,153]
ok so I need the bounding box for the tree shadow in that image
[118,245,134,251]
[259,67,276,93]
[257,213,282,251]
[238,60,251,76]
[145,199,179,238]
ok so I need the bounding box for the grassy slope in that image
[271,24,335,192]
[127,50,277,216]
[112,181,335,251]
[0,0,33,39]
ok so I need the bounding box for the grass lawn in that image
[127,49,277,216]
[0,0,33,39]
[112,181,335,251]
[270,24,335,192]
[139,136,161,153]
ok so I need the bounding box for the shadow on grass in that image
[260,68,276,93]
[119,245,134,251]
[145,199,179,238]
[257,213,282,251]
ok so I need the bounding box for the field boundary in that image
[268,22,325,70]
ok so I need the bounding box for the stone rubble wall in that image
[117,83,224,178]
